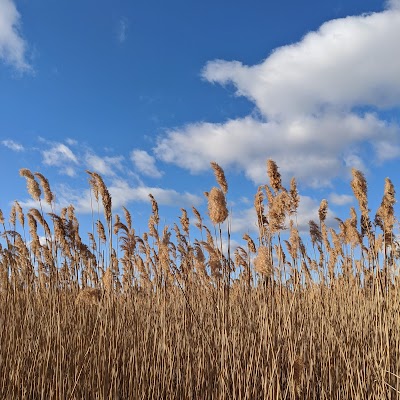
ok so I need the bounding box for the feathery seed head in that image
[75,288,102,306]
[180,208,190,235]
[318,199,328,223]
[254,246,272,276]
[267,159,282,194]
[210,161,228,194]
[243,233,256,253]
[289,177,300,214]
[351,168,368,215]
[34,172,54,205]
[207,187,228,224]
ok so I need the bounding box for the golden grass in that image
[0,161,400,399]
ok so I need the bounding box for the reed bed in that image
[1,161,400,399]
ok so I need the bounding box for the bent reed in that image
[1,161,400,399]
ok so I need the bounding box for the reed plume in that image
[267,159,282,194]
[210,161,228,194]
[318,199,328,223]
[243,233,256,253]
[289,177,300,214]
[20,168,41,201]
[34,172,54,205]
[207,187,228,224]
[180,208,190,236]
[254,245,272,277]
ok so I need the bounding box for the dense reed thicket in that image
[1,161,400,399]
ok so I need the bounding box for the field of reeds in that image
[1,160,400,399]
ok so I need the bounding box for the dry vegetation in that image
[1,161,400,399]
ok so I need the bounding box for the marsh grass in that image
[1,161,400,399]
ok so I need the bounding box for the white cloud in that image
[387,0,400,10]
[374,140,400,162]
[42,143,78,166]
[156,112,396,187]
[108,179,202,210]
[63,166,76,177]
[0,0,31,72]
[131,149,163,178]
[202,9,400,117]
[85,153,124,176]
[343,153,367,173]
[329,193,354,206]
[229,207,258,234]
[294,196,337,234]
[42,143,78,175]
[1,139,24,151]
[155,6,400,188]
[65,138,77,146]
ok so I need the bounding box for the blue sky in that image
[1,0,400,242]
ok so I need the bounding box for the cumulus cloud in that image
[1,139,24,151]
[85,153,124,176]
[131,149,163,178]
[229,207,258,234]
[0,0,31,72]
[329,193,354,206]
[202,9,400,117]
[155,5,400,188]
[157,113,396,186]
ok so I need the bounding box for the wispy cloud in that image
[155,5,400,188]
[0,0,31,72]
[65,138,77,146]
[42,142,79,176]
[1,139,24,151]
[131,149,163,178]
[117,18,128,43]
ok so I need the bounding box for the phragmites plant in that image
[1,160,400,399]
